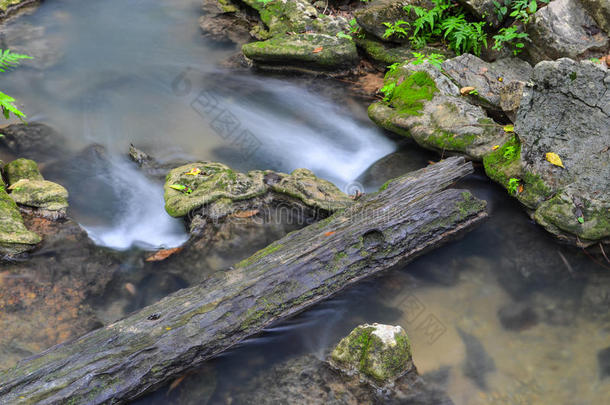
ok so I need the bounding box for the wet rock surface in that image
[198,0,253,45]
[524,0,609,64]
[0,123,67,163]
[484,58,610,245]
[228,353,453,404]
[368,62,511,160]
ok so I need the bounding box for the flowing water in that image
[1,0,609,404]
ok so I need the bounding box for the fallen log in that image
[0,157,487,404]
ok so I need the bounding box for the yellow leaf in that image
[492,145,500,150]
[545,152,565,168]
[503,125,514,133]
[185,168,201,176]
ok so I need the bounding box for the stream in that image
[1,0,609,404]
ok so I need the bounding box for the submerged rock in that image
[457,328,496,390]
[524,0,609,64]
[368,62,511,160]
[0,123,67,162]
[330,323,413,385]
[242,34,359,73]
[484,58,610,245]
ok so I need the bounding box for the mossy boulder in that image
[266,168,352,211]
[242,34,359,73]
[0,186,41,257]
[4,158,44,185]
[164,162,351,218]
[485,59,610,246]
[8,179,69,211]
[368,62,512,160]
[164,162,268,218]
[3,158,69,215]
[330,323,412,385]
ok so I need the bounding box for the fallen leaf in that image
[125,283,136,296]
[503,125,514,133]
[427,160,437,165]
[232,209,259,218]
[169,184,193,194]
[185,168,201,176]
[313,47,323,53]
[577,216,584,224]
[324,231,335,237]
[165,327,172,331]
[460,86,476,96]
[545,152,565,168]
[146,247,184,262]
[168,374,188,395]
[518,184,524,194]
[492,145,500,150]
[497,76,504,82]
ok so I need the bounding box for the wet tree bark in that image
[0,157,487,404]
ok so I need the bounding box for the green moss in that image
[386,71,438,116]
[235,242,283,268]
[427,130,476,151]
[0,0,23,12]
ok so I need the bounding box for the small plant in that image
[493,26,529,55]
[493,0,511,21]
[507,177,520,195]
[347,18,365,39]
[382,20,410,40]
[1,49,32,122]
[385,62,401,77]
[336,32,352,40]
[503,145,518,160]
[380,81,397,102]
[411,52,445,69]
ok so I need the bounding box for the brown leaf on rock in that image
[232,209,260,218]
[312,47,323,53]
[145,247,184,262]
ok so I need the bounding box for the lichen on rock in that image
[330,323,413,385]
[0,185,41,257]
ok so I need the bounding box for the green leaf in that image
[577,216,584,224]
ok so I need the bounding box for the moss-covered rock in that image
[164,162,351,218]
[164,162,268,218]
[354,0,431,43]
[0,186,41,257]
[368,62,511,160]
[330,323,412,385]
[266,168,352,211]
[8,179,69,211]
[242,34,359,72]
[4,158,44,185]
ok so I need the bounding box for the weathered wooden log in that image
[0,157,487,404]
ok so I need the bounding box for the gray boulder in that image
[525,0,609,64]
[579,0,610,34]
[368,62,512,160]
[442,54,533,112]
[484,58,610,246]
[456,0,502,27]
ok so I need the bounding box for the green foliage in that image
[382,20,410,40]
[401,0,487,56]
[411,51,445,69]
[493,0,511,21]
[0,49,32,73]
[256,0,274,5]
[503,145,518,160]
[495,0,550,24]
[348,18,365,39]
[0,49,32,122]
[336,32,352,40]
[380,81,397,102]
[507,177,520,195]
[493,26,528,55]
[385,62,401,77]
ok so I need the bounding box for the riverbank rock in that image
[441,54,533,113]
[3,158,69,217]
[456,0,501,27]
[330,323,413,385]
[242,34,359,73]
[0,0,38,21]
[580,0,610,34]
[368,62,511,160]
[484,58,610,246]
[524,0,609,64]
[198,0,253,45]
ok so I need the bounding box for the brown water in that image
[1,1,609,404]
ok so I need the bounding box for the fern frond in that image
[0,91,26,121]
[0,49,32,73]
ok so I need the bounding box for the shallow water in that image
[2,0,610,404]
